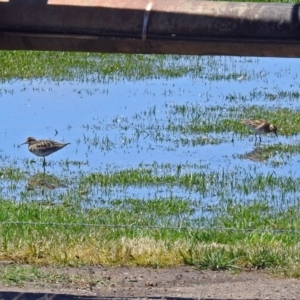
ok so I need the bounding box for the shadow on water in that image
[239,146,277,162]
[26,172,67,191]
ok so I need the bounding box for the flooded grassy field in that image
[1,51,300,276]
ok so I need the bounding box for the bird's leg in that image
[42,158,46,173]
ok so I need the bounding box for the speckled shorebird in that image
[19,137,70,166]
[241,119,278,142]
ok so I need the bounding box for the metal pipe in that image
[0,0,300,57]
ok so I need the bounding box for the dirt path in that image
[0,266,299,299]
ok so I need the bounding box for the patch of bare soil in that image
[0,266,299,299]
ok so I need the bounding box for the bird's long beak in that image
[274,132,278,137]
[18,141,28,147]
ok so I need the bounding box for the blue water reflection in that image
[1,56,300,219]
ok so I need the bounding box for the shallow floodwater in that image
[1,55,300,222]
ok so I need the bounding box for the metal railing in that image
[1,0,300,57]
